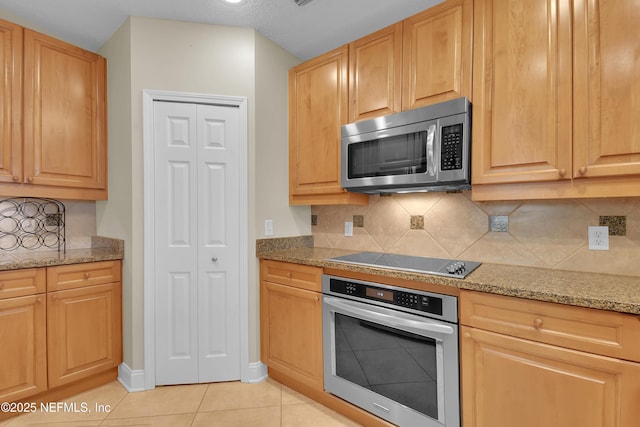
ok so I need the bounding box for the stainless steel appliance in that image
[327,251,481,279]
[322,274,460,427]
[341,97,471,194]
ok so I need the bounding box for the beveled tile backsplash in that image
[311,192,640,277]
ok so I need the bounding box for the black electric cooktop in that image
[327,252,481,279]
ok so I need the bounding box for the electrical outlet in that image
[588,226,609,250]
[344,221,353,237]
[264,219,273,236]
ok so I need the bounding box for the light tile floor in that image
[0,379,362,426]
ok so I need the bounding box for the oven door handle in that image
[323,296,455,336]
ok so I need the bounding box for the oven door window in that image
[335,313,438,419]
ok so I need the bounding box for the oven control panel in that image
[329,278,443,316]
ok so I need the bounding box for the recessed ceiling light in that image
[225,0,244,4]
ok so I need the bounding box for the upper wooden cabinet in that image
[402,0,473,111]
[0,19,108,201]
[289,46,368,205]
[572,0,640,180]
[348,0,472,122]
[471,0,573,185]
[0,20,22,186]
[348,23,403,122]
[471,0,640,200]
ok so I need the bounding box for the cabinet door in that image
[23,29,107,191]
[260,281,323,390]
[0,19,22,184]
[47,283,122,388]
[472,0,573,184]
[402,0,472,110]
[573,0,640,179]
[289,46,368,205]
[0,294,47,402]
[349,23,402,122]
[461,326,640,427]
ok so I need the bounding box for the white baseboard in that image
[118,363,147,392]
[244,361,268,384]
[119,361,267,391]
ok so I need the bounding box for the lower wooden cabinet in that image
[260,260,323,391]
[47,282,122,388]
[0,294,47,402]
[0,260,122,408]
[460,290,640,427]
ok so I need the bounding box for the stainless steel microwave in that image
[341,97,471,194]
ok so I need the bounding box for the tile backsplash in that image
[312,192,640,277]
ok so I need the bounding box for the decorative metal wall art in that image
[0,198,66,252]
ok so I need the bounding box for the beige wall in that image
[253,32,307,358]
[313,193,640,276]
[96,17,306,371]
[96,20,134,367]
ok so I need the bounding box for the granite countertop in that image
[258,245,640,315]
[0,236,124,271]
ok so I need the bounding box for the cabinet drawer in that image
[460,290,640,362]
[0,268,46,299]
[47,260,122,292]
[261,260,322,292]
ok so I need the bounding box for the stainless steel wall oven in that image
[322,274,460,427]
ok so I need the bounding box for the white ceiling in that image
[0,0,443,61]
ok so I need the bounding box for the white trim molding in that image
[142,89,250,390]
[245,362,269,384]
[117,363,146,392]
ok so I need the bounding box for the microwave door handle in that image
[426,124,436,176]
[323,296,454,336]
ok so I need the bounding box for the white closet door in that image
[196,103,240,382]
[154,101,240,385]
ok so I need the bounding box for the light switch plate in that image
[265,219,273,236]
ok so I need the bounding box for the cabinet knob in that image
[26,176,34,183]
[578,166,587,175]
[12,176,19,182]
[558,169,566,177]
[211,257,218,262]
[533,318,544,330]
[463,332,472,339]
[0,282,4,290]
[36,297,42,304]
[286,272,292,278]
[84,272,91,280]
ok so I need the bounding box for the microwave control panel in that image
[440,123,463,171]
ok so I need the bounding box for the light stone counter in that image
[258,244,640,315]
[0,236,124,271]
